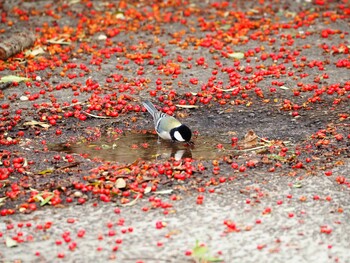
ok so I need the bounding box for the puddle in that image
[49,131,228,163]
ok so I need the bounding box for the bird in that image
[142,100,192,143]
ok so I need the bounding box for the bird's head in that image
[170,124,192,142]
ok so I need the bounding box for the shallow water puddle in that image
[49,132,228,163]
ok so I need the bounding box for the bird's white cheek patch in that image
[174,131,185,141]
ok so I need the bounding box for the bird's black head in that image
[170,124,192,142]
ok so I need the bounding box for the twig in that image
[56,162,81,170]
[61,102,83,109]
[121,193,142,207]
[226,145,269,153]
[82,111,113,119]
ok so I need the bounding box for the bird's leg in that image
[157,136,161,144]
[186,141,195,147]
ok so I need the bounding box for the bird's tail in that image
[142,100,162,125]
[142,100,158,115]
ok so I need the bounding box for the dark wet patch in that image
[48,131,228,163]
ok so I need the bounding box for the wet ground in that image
[0,0,350,262]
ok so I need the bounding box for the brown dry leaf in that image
[176,112,189,118]
[238,130,258,149]
[261,155,273,164]
[0,196,7,206]
[335,160,345,166]
[244,225,253,231]
[165,229,180,237]
[271,139,288,147]
[224,108,235,113]
[23,120,50,129]
[116,167,131,174]
[47,37,71,45]
[226,131,237,136]
[250,158,260,166]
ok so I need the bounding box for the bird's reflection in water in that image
[154,142,192,161]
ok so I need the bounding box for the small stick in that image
[82,111,113,119]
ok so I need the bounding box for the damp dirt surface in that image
[1,0,350,262]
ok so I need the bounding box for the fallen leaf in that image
[116,178,126,189]
[220,24,231,30]
[25,47,45,57]
[293,183,303,188]
[116,12,126,20]
[216,87,236,92]
[116,167,131,173]
[37,169,53,175]
[238,130,258,149]
[205,257,224,262]
[101,144,112,149]
[40,194,54,206]
[67,0,81,5]
[144,186,152,194]
[228,52,244,59]
[175,104,199,109]
[267,154,286,161]
[47,38,71,45]
[23,120,51,129]
[193,242,208,257]
[6,237,18,248]
[0,196,7,206]
[0,75,31,83]
[191,240,224,262]
[279,86,290,90]
[193,247,209,259]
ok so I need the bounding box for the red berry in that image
[325,171,332,176]
[239,166,246,172]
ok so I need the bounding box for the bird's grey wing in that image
[156,116,181,134]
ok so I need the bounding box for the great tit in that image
[142,100,192,143]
